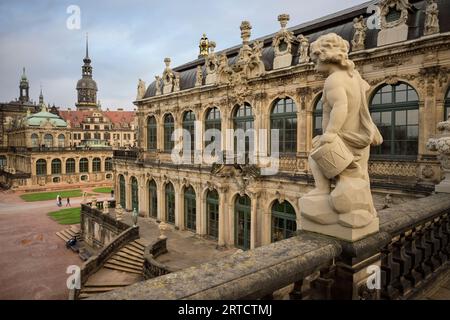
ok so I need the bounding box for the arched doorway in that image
[119,175,126,208]
[184,186,196,231]
[165,183,175,224]
[235,194,251,250]
[148,179,157,218]
[131,176,139,211]
[271,201,297,242]
[206,189,219,239]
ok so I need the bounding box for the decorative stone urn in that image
[132,208,138,227]
[427,117,450,193]
[115,204,123,221]
[159,222,167,239]
[103,200,109,214]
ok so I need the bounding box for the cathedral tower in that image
[76,34,98,110]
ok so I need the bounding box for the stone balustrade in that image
[87,193,450,300]
[143,238,175,280]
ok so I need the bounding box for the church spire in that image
[39,85,44,104]
[19,67,30,103]
[85,33,89,59]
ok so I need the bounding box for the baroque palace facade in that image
[0,38,137,190]
[114,0,450,250]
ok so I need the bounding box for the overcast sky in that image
[0,0,368,110]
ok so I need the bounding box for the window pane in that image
[395,110,406,126]
[407,109,418,125]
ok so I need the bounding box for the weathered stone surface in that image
[300,194,339,225]
[330,176,372,214]
[338,210,373,228]
[301,217,379,242]
[89,233,340,300]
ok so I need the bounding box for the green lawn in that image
[48,207,81,225]
[92,187,112,194]
[20,189,83,202]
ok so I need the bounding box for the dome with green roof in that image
[24,103,67,128]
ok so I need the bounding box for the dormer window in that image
[386,8,401,23]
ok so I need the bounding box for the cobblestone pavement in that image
[0,189,108,300]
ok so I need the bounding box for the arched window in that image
[233,103,254,161]
[206,189,219,239]
[270,98,297,154]
[66,158,75,174]
[79,158,88,173]
[205,107,221,152]
[131,176,139,211]
[313,94,323,138]
[36,159,47,176]
[51,159,62,175]
[445,88,450,120]
[163,114,175,152]
[44,134,53,148]
[119,175,126,208]
[148,180,157,218]
[104,132,110,140]
[105,157,113,171]
[235,194,251,250]
[31,134,39,148]
[184,186,196,231]
[165,182,175,224]
[147,116,157,151]
[58,134,65,147]
[370,83,419,157]
[182,110,196,153]
[92,157,101,172]
[271,201,297,243]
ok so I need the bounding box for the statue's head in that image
[310,33,355,75]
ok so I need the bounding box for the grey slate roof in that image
[144,0,450,99]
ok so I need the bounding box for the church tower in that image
[19,67,29,103]
[75,34,98,110]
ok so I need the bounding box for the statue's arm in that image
[322,79,348,141]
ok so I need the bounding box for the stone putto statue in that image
[136,79,146,100]
[173,73,180,92]
[195,65,203,87]
[424,0,440,36]
[351,16,367,51]
[297,34,310,64]
[299,33,383,241]
[155,75,162,95]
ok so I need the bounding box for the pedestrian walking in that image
[66,197,71,207]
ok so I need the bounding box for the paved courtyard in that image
[0,189,107,300]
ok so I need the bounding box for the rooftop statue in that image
[299,33,382,241]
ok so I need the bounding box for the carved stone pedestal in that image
[301,216,379,242]
[273,53,292,70]
[377,23,408,46]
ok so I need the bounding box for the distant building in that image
[113,0,450,250]
[0,36,136,190]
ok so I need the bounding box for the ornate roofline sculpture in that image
[272,14,296,69]
[351,16,367,51]
[424,0,440,36]
[379,0,412,29]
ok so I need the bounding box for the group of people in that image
[56,195,70,207]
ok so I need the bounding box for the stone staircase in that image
[77,239,146,299]
[104,240,145,274]
[56,226,80,242]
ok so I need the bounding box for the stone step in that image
[104,263,142,275]
[81,286,123,293]
[70,226,81,233]
[124,244,144,255]
[111,254,144,268]
[134,238,147,247]
[55,231,70,242]
[120,247,144,259]
[130,240,146,250]
[107,258,143,272]
[78,293,92,299]
[114,251,144,264]
[84,280,135,287]
[61,229,75,240]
